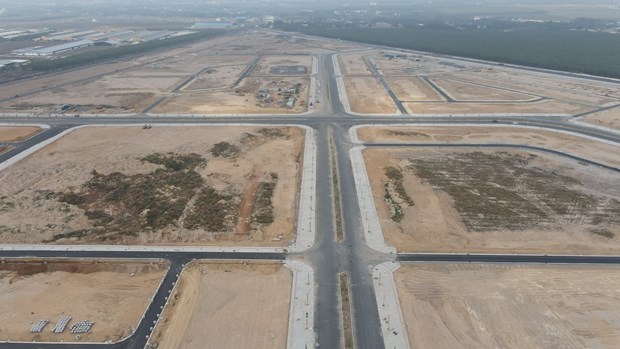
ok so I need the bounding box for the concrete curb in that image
[349,123,620,147]
[373,262,410,349]
[349,146,396,254]
[285,260,316,349]
[0,244,284,253]
[332,54,352,115]
[289,126,317,252]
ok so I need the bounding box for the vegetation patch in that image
[141,152,204,171]
[386,130,430,138]
[0,196,15,212]
[384,183,404,223]
[210,142,240,158]
[590,228,615,239]
[251,173,278,225]
[258,128,287,138]
[51,152,242,241]
[407,152,620,232]
[385,166,414,206]
[184,188,239,232]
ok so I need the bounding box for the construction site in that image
[337,50,619,118]
[0,125,305,245]
[0,26,619,349]
[0,259,167,343]
[0,31,344,116]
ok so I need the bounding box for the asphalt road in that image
[364,57,408,114]
[0,39,619,349]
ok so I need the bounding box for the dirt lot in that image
[430,78,537,101]
[0,126,42,142]
[156,77,309,114]
[344,77,398,114]
[0,259,167,343]
[582,108,620,131]
[362,50,619,112]
[148,261,291,349]
[254,55,312,76]
[384,77,443,101]
[364,148,620,254]
[182,64,250,91]
[338,54,372,75]
[0,126,304,245]
[0,31,329,115]
[0,61,134,101]
[357,125,620,168]
[395,263,620,349]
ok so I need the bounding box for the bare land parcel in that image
[0,259,167,343]
[0,126,42,142]
[363,146,620,254]
[395,263,620,349]
[148,261,291,349]
[0,31,339,115]
[0,126,305,246]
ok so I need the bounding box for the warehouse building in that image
[14,39,93,56]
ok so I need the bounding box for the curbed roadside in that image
[285,260,316,349]
[372,262,410,349]
[349,145,396,254]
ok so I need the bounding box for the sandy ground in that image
[395,263,620,349]
[0,126,42,142]
[384,77,443,101]
[357,125,620,168]
[0,61,135,101]
[344,77,398,114]
[404,99,591,115]
[338,54,372,75]
[362,50,619,114]
[156,77,309,114]
[443,70,619,107]
[582,108,620,131]
[430,78,537,101]
[0,126,304,245]
[0,31,334,115]
[364,147,620,254]
[0,259,167,343]
[254,55,313,76]
[183,64,249,91]
[148,261,291,349]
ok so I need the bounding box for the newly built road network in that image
[1,41,620,349]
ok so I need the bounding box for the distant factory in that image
[14,40,93,57]
[11,29,195,57]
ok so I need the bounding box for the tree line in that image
[286,25,620,78]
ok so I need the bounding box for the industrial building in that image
[14,40,94,57]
